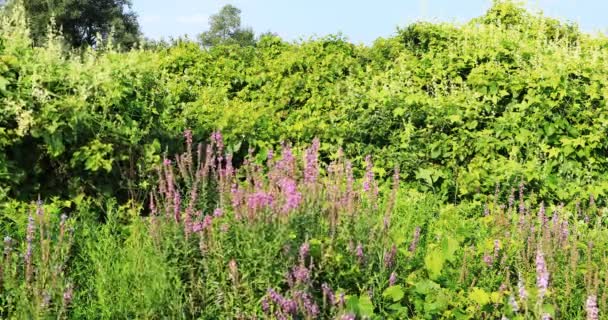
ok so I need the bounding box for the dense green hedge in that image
[2,2,608,203]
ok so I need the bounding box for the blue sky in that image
[132,0,608,45]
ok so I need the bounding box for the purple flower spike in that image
[299,242,310,261]
[586,295,599,320]
[384,244,397,268]
[355,242,364,264]
[389,272,398,286]
[535,249,549,299]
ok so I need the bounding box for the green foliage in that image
[1,0,608,206]
[198,4,255,48]
[5,0,141,49]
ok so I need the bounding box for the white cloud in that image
[176,14,209,25]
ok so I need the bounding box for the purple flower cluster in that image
[409,226,421,253]
[355,242,364,264]
[304,138,320,184]
[535,249,549,299]
[586,295,599,320]
[384,244,397,268]
[321,282,335,305]
[389,272,398,286]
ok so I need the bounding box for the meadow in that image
[1,1,608,319]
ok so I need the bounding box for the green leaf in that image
[358,295,374,317]
[382,285,405,302]
[469,287,490,305]
[424,249,445,279]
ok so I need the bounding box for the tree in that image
[9,0,141,49]
[198,4,255,48]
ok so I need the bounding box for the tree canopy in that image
[9,0,141,49]
[198,4,255,48]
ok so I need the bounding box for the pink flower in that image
[586,295,599,320]
[536,249,549,299]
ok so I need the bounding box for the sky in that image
[132,0,608,45]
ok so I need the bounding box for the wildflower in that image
[538,202,546,227]
[493,239,500,258]
[536,249,549,299]
[211,131,224,153]
[299,242,310,261]
[183,129,193,147]
[163,158,171,166]
[261,297,270,313]
[341,313,356,320]
[213,208,223,217]
[384,244,397,268]
[355,242,364,264]
[220,224,229,233]
[541,313,552,320]
[173,192,181,223]
[41,291,51,309]
[280,178,301,213]
[560,220,569,243]
[409,227,421,253]
[228,259,238,283]
[291,265,310,284]
[509,295,519,313]
[296,291,319,318]
[517,274,528,301]
[518,183,525,214]
[586,295,599,320]
[338,293,345,308]
[483,254,493,267]
[322,283,334,305]
[389,272,398,286]
[304,138,320,184]
[363,155,375,194]
[63,283,74,307]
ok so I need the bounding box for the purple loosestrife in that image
[538,202,547,228]
[518,183,525,214]
[389,272,398,286]
[493,239,500,260]
[560,220,569,244]
[356,242,365,264]
[173,191,181,223]
[363,155,378,202]
[63,283,74,307]
[344,160,355,215]
[536,249,549,299]
[291,265,310,284]
[280,178,302,214]
[303,138,320,185]
[299,242,310,262]
[322,283,335,306]
[261,297,270,314]
[384,244,397,268]
[25,214,35,284]
[409,226,421,253]
[483,254,493,267]
[586,295,599,320]
[518,274,528,301]
[509,295,519,313]
[341,313,356,320]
